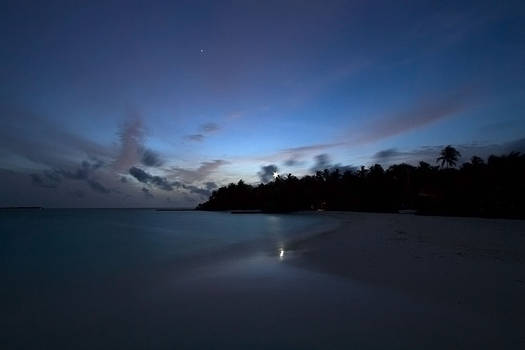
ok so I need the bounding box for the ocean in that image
[0,209,341,349]
[0,209,327,282]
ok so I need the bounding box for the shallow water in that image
[0,209,326,280]
[0,209,334,348]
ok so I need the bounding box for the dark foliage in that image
[196,148,525,219]
[436,145,461,168]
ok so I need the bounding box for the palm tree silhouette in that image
[436,145,461,168]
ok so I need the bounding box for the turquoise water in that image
[1,210,337,349]
[0,209,325,282]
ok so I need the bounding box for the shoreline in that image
[4,210,525,348]
[87,211,342,284]
[286,211,525,323]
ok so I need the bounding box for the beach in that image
[288,212,525,347]
[2,210,525,349]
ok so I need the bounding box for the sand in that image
[287,212,525,345]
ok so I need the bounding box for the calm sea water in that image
[0,209,327,282]
[1,210,343,349]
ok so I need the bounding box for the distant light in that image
[273,171,279,178]
[200,49,205,54]
[279,248,285,259]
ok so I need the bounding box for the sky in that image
[1,0,524,207]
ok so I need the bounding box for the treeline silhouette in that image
[196,147,525,219]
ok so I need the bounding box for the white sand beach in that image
[287,212,525,346]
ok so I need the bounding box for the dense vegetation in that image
[196,147,525,219]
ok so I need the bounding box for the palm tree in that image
[436,145,461,168]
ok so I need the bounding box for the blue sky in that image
[1,0,524,207]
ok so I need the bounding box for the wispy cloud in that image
[351,89,474,144]
[0,105,113,170]
[57,160,104,180]
[86,179,110,194]
[171,160,228,183]
[200,122,220,133]
[30,173,59,189]
[310,154,331,172]
[113,116,164,170]
[140,149,164,167]
[310,153,356,173]
[205,182,218,190]
[114,118,143,171]
[281,142,345,154]
[182,184,212,197]
[185,122,222,142]
[129,167,174,191]
[128,166,214,198]
[30,159,112,195]
[373,148,402,162]
[142,187,154,198]
[283,155,304,167]
[266,88,475,165]
[186,134,205,142]
[254,142,345,167]
[225,88,478,176]
[0,105,203,206]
